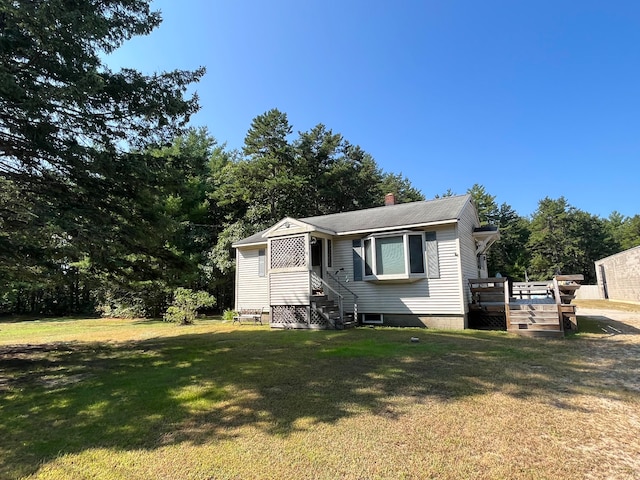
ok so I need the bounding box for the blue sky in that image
[105,0,640,219]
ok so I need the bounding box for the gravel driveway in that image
[576,306,640,334]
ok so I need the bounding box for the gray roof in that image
[234,194,472,246]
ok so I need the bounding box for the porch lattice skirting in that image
[271,305,328,329]
[310,309,326,326]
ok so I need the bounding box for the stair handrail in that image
[326,271,358,298]
[310,271,344,322]
[326,271,359,322]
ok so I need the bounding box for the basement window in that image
[362,313,384,324]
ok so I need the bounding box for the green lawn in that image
[1,316,639,479]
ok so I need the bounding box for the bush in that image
[96,293,148,319]
[163,288,216,325]
[222,308,237,322]
[95,282,171,318]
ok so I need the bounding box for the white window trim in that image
[363,231,426,282]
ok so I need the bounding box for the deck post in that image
[504,277,511,331]
[552,277,565,334]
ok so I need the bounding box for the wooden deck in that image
[468,275,583,337]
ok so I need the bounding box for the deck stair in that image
[508,301,564,337]
[553,274,584,331]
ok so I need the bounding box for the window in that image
[376,236,405,274]
[409,235,425,274]
[362,232,426,280]
[362,313,384,324]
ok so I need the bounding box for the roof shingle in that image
[233,194,471,246]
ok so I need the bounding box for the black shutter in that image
[352,239,362,281]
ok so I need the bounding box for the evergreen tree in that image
[379,172,425,204]
[239,108,303,223]
[209,110,424,301]
[487,203,530,279]
[0,0,204,277]
[295,124,343,215]
[606,211,640,251]
[528,197,616,282]
[468,184,499,225]
[434,188,456,198]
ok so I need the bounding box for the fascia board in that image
[333,218,458,236]
[232,241,268,248]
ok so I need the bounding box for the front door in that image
[311,237,323,279]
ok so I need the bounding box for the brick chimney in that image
[384,193,396,206]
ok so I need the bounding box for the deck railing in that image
[511,281,552,300]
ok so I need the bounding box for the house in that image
[232,194,499,329]
[595,245,640,304]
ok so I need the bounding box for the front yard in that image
[1,309,638,479]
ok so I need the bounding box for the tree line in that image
[460,186,639,283]
[1,1,638,317]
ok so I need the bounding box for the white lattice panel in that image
[310,310,327,326]
[272,305,308,324]
[271,236,306,269]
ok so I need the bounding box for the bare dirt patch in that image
[567,307,640,478]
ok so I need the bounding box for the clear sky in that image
[105,0,640,219]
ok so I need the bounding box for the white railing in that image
[511,281,552,300]
[310,271,344,322]
[309,271,359,325]
[326,271,358,321]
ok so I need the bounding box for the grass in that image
[573,298,640,312]
[1,315,639,479]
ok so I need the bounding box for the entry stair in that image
[310,294,357,330]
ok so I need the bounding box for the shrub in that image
[222,308,237,322]
[163,288,216,325]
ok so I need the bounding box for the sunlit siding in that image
[458,202,481,309]
[235,247,269,310]
[333,226,464,315]
[269,271,310,305]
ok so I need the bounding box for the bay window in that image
[363,232,426,280]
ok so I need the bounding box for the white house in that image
[232,194,499,329]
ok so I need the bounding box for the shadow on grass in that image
[0,326,638,478]
[0,314,101,324]
[576,314,640,335]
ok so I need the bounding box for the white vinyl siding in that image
[269,271,310,305]
[236,247,269,310]
[334,227,463,315]
[458,201,483,309]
